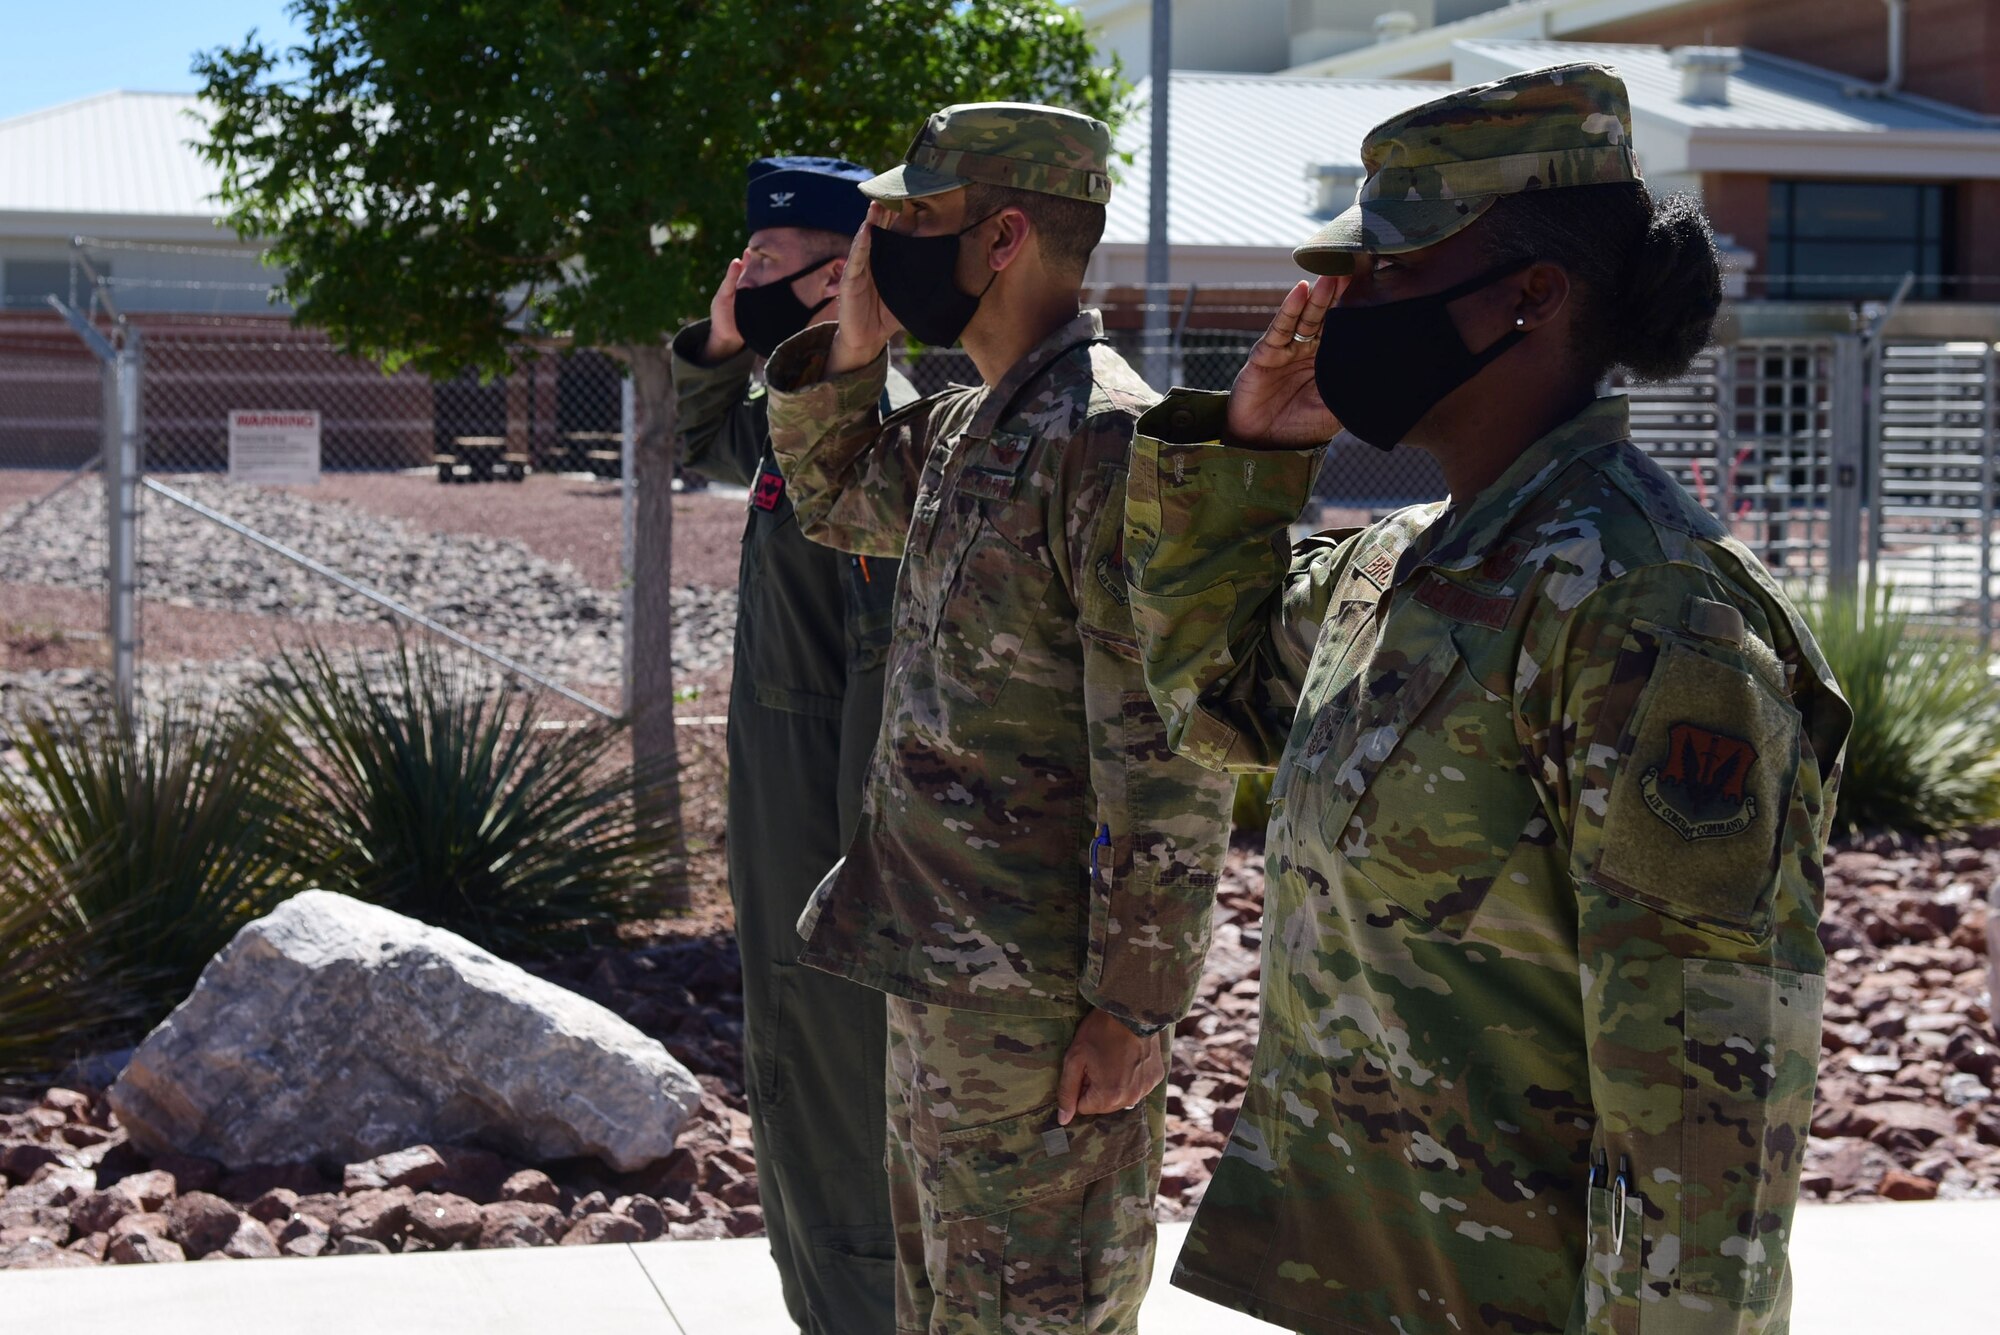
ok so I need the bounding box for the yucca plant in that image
[260,639,677,957]
[0,701,301,1081]
[1802,583,2000,836]
[0,881,152,1090]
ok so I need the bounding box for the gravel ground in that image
[3,834,1996,1271]
[0,474,743,730]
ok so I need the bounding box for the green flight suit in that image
[672,319,916,1335]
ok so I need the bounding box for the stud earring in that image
[1514,316,1527,329]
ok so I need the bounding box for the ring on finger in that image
[1291,332,1319,344]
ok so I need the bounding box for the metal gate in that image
[1872,340,2000,635]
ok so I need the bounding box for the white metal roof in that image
[0,92,222,219]
[1453,39,2000,134]
[1105,74,1447,249]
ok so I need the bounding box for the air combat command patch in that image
[1642,722,1759,841]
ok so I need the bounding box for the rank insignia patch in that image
[1642,722,1759,841]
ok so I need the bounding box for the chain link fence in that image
[7,255,2000,743]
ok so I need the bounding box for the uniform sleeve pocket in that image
[1585,633,1802,938]
[933,1102,1153,1222]
[1678,958,1824,1305]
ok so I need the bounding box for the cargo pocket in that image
[933,516,1052,705]
[932,1102,1153,1329]
[1678,958,1824,1306]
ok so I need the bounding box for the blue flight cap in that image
[745,156,873,238]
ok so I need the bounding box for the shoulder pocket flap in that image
[1590,635,1801,936]
[933,1102,1153,1222]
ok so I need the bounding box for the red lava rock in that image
[247,1188,299,1226]
[668,1217,728,1241]
[103,1169,176,1213]
[68,1231,109,1261]
[343,1146,447,1194]
[1879,1168,1941,1201]
[217,1215,279,1260]
[1,1237,95,1268]
[42,1090,92,1122]
[10,1164,94,1211]
[108,1230,185,1265]
[613,1194,667,1241]
[561,1212,646,1246]
[290,1193,346,1227]
[72,1186,143,1236]
[407,1193,483,1248]
[725,1205,765,1237]
[0,1204,71,1246]
[499,1169,561,1208]
[0,1142,66,1182]
[568,1190,611,1221]
[333,1188,414,1244]
[277,1214,332,1258]
[717,1174,760,1209]
[478,1201,566,1248]
[165,1192,245,1259]
[151,1153,221,1197]
[333,1236,392,1256]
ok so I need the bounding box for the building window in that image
[2,258,103,310]
[1766,181,1955,301]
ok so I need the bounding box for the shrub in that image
[0,702,300,1082]
[261,639,676,956]
[1801,584,2000,836]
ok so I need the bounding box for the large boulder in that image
[109,891,699,1172]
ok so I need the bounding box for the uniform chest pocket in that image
[1293,633,1543,937]
[933,509,1052,706]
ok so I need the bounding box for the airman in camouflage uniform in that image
[1124,66,1850,1335]
[763,104,1235,1334]
[672,156,913,1335]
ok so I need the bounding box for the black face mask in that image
[1314,260,1533,451]
[732,255,837,358]
[868,213,1000,348]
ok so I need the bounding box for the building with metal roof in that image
[1091,38,2000,303]
[0,91,274,316]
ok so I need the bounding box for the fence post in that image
[104,328,141,717]
[620,374,636,719]
[1826,334,1866,598]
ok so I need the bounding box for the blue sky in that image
[0,2,309,121]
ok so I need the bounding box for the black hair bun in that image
[1614,192,1722,383]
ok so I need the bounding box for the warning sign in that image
[228,410,321,485]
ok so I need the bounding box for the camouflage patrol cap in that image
[862,102,1113,206]
[1295,63,1640,275]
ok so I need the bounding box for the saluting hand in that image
[702,253,749,364]
[1055,1009,1164,1127]
[827,202,903,377]
[1226,275,1346,448]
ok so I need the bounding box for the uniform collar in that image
[967,309,1104,440]
[1394,395,1632,586]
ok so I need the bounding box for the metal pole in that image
[140,477,618,720]
[1827,334,1866,598]
[107,330,141,718]
[620,375,637,717]
[1143,0,1172,392]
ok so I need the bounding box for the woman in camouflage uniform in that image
[1124,64,1850,1334]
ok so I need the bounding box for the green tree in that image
[195,1,1130,889]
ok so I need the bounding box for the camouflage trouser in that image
[884,997,1168,1335]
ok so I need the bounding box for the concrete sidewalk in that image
[2,1203,1994,1333]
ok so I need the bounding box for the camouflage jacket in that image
[763,312,1234,1031]
[670,320,912,715]
[1126,391,1850,1334]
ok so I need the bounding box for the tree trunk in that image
[623,343,688,909]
